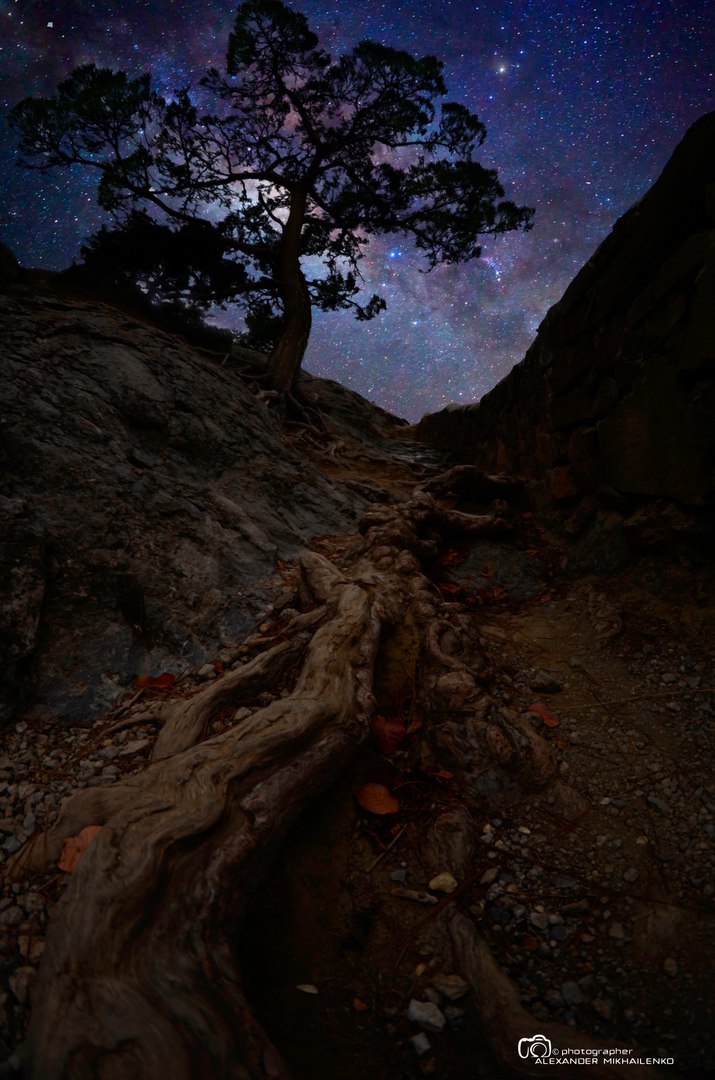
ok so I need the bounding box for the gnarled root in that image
[22,550,399,1078]
[13,466,603,1079]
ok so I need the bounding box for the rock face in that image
[0,285,370,722]
[418,111,715,512]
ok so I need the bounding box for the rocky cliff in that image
[418,111,715,538]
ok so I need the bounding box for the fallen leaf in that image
[58,825,102,872]
[439,548,465,568]
[296,984,319,995]
[352,997,369,1012]
[371,714,406,756]
[528,701,561,728]
[134,673,175,690]
[355,782,399,815]
[405,715,422,736]
[213,659,225,675]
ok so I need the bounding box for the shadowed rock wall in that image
[0,286,368,723]
[418,111,715,511]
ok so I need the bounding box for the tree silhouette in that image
[11,0,533,395]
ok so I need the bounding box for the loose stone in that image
[647,795,670,817]
[407,998,446,1031]
[428,872,458,894]
[431,973,470,1001]
[561,981,585,1005]
[410,1033,432,1056]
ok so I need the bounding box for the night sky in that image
[1,1,713,420]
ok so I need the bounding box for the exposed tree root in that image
[150,633,312,761]
[10,468,634,1078]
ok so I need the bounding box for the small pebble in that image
[407,998,446,1031]
[561,981,585,1005]
[119,738,151,757]
[647,795,670,817]
[410,1033,432,1056]
[444,1004,465,1026]
[428,872,458,894]
[431,973,470,1001]
[592,997,612,1019]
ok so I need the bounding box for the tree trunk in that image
[268,188,311,395]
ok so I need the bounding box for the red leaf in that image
[439,548,464,568]
[355,782,399,815]
[528,701,561,728]
[213,659,225,675]
[371,714,406,756]
[59,825,102,872]
[135,673,176,690]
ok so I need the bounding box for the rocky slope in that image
[0,281,424,724]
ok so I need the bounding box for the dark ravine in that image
[418,110,715,524]
[0,114,713,1080]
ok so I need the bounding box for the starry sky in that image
[1,0,713,420]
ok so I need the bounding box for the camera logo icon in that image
[518,1035,553,1059]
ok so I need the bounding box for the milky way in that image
[1,0,712,419]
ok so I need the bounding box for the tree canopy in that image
[11,0,533,394]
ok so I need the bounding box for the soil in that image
[1,413,713,1079]
[239,498,715,1079]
